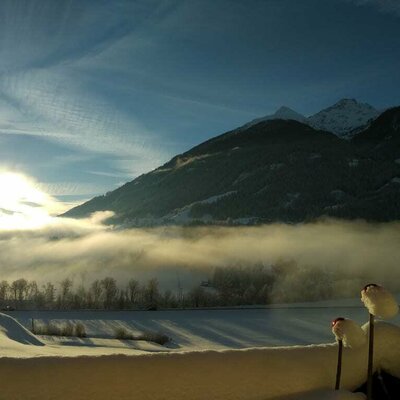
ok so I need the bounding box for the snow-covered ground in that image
[1,297,399,399]
[7,297,400,351]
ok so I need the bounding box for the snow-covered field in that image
[1,298,399,399]
[7,297,400,350]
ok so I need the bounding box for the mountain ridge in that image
[63,104,400,226]
[245,98,380,137]
[241,106,307,129]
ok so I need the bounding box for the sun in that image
[0,171,60,230]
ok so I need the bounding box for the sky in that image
[0,0,399,211]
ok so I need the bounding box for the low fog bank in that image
[0,213,400,300]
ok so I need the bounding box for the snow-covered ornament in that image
[331,318,366,390]
[361,283,399,319]
[331,317,366,349]
[361,283,399,400]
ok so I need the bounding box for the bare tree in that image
[27,281,39,301]
[188,286,206,308]
[59,278,73,308]
[127,279,139,306]
[101,277,118,309]
[90,280,103,309]
[143,278,160,309]
[11,278,28,305]
[43,282,56,308]
[0,280,9,303]
[73,284,87,309]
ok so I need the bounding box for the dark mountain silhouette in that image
[63,107,400,225]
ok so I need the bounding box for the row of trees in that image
[0,262,363,310]
[0,277,164,310]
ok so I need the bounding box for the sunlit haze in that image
[0,170,66,229]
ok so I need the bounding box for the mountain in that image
[352,106,400,154]
[241,99,380,137]
[241,106,307,129]
[308,98,379,137]
[63,106,400,225]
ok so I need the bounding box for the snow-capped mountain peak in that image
[307,98,379,137]
[241,99,381,137]
[242,106,306,129]
[273,106,307,121]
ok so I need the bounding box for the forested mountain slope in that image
[64,107,400,225]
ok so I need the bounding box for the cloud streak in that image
[0,1,173,184]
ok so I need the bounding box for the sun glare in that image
[0,171,61,230]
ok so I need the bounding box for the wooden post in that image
[335,339,343,390]
[31,318,35,333]
[367,313,374,400]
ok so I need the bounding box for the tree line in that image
[0,262,361,310]
[0,277,166,310]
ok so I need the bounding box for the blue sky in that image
[0,0,399,208]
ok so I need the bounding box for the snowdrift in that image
[0,313,44,346]
[0,352,367,400]
[0,313,399,399]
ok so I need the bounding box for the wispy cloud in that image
[86,170,131,179]
[36,182,108,197]
[0,68,164,157]
[0,1,173,185]
[0,68,170,184]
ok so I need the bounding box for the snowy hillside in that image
[308,99,380,137]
